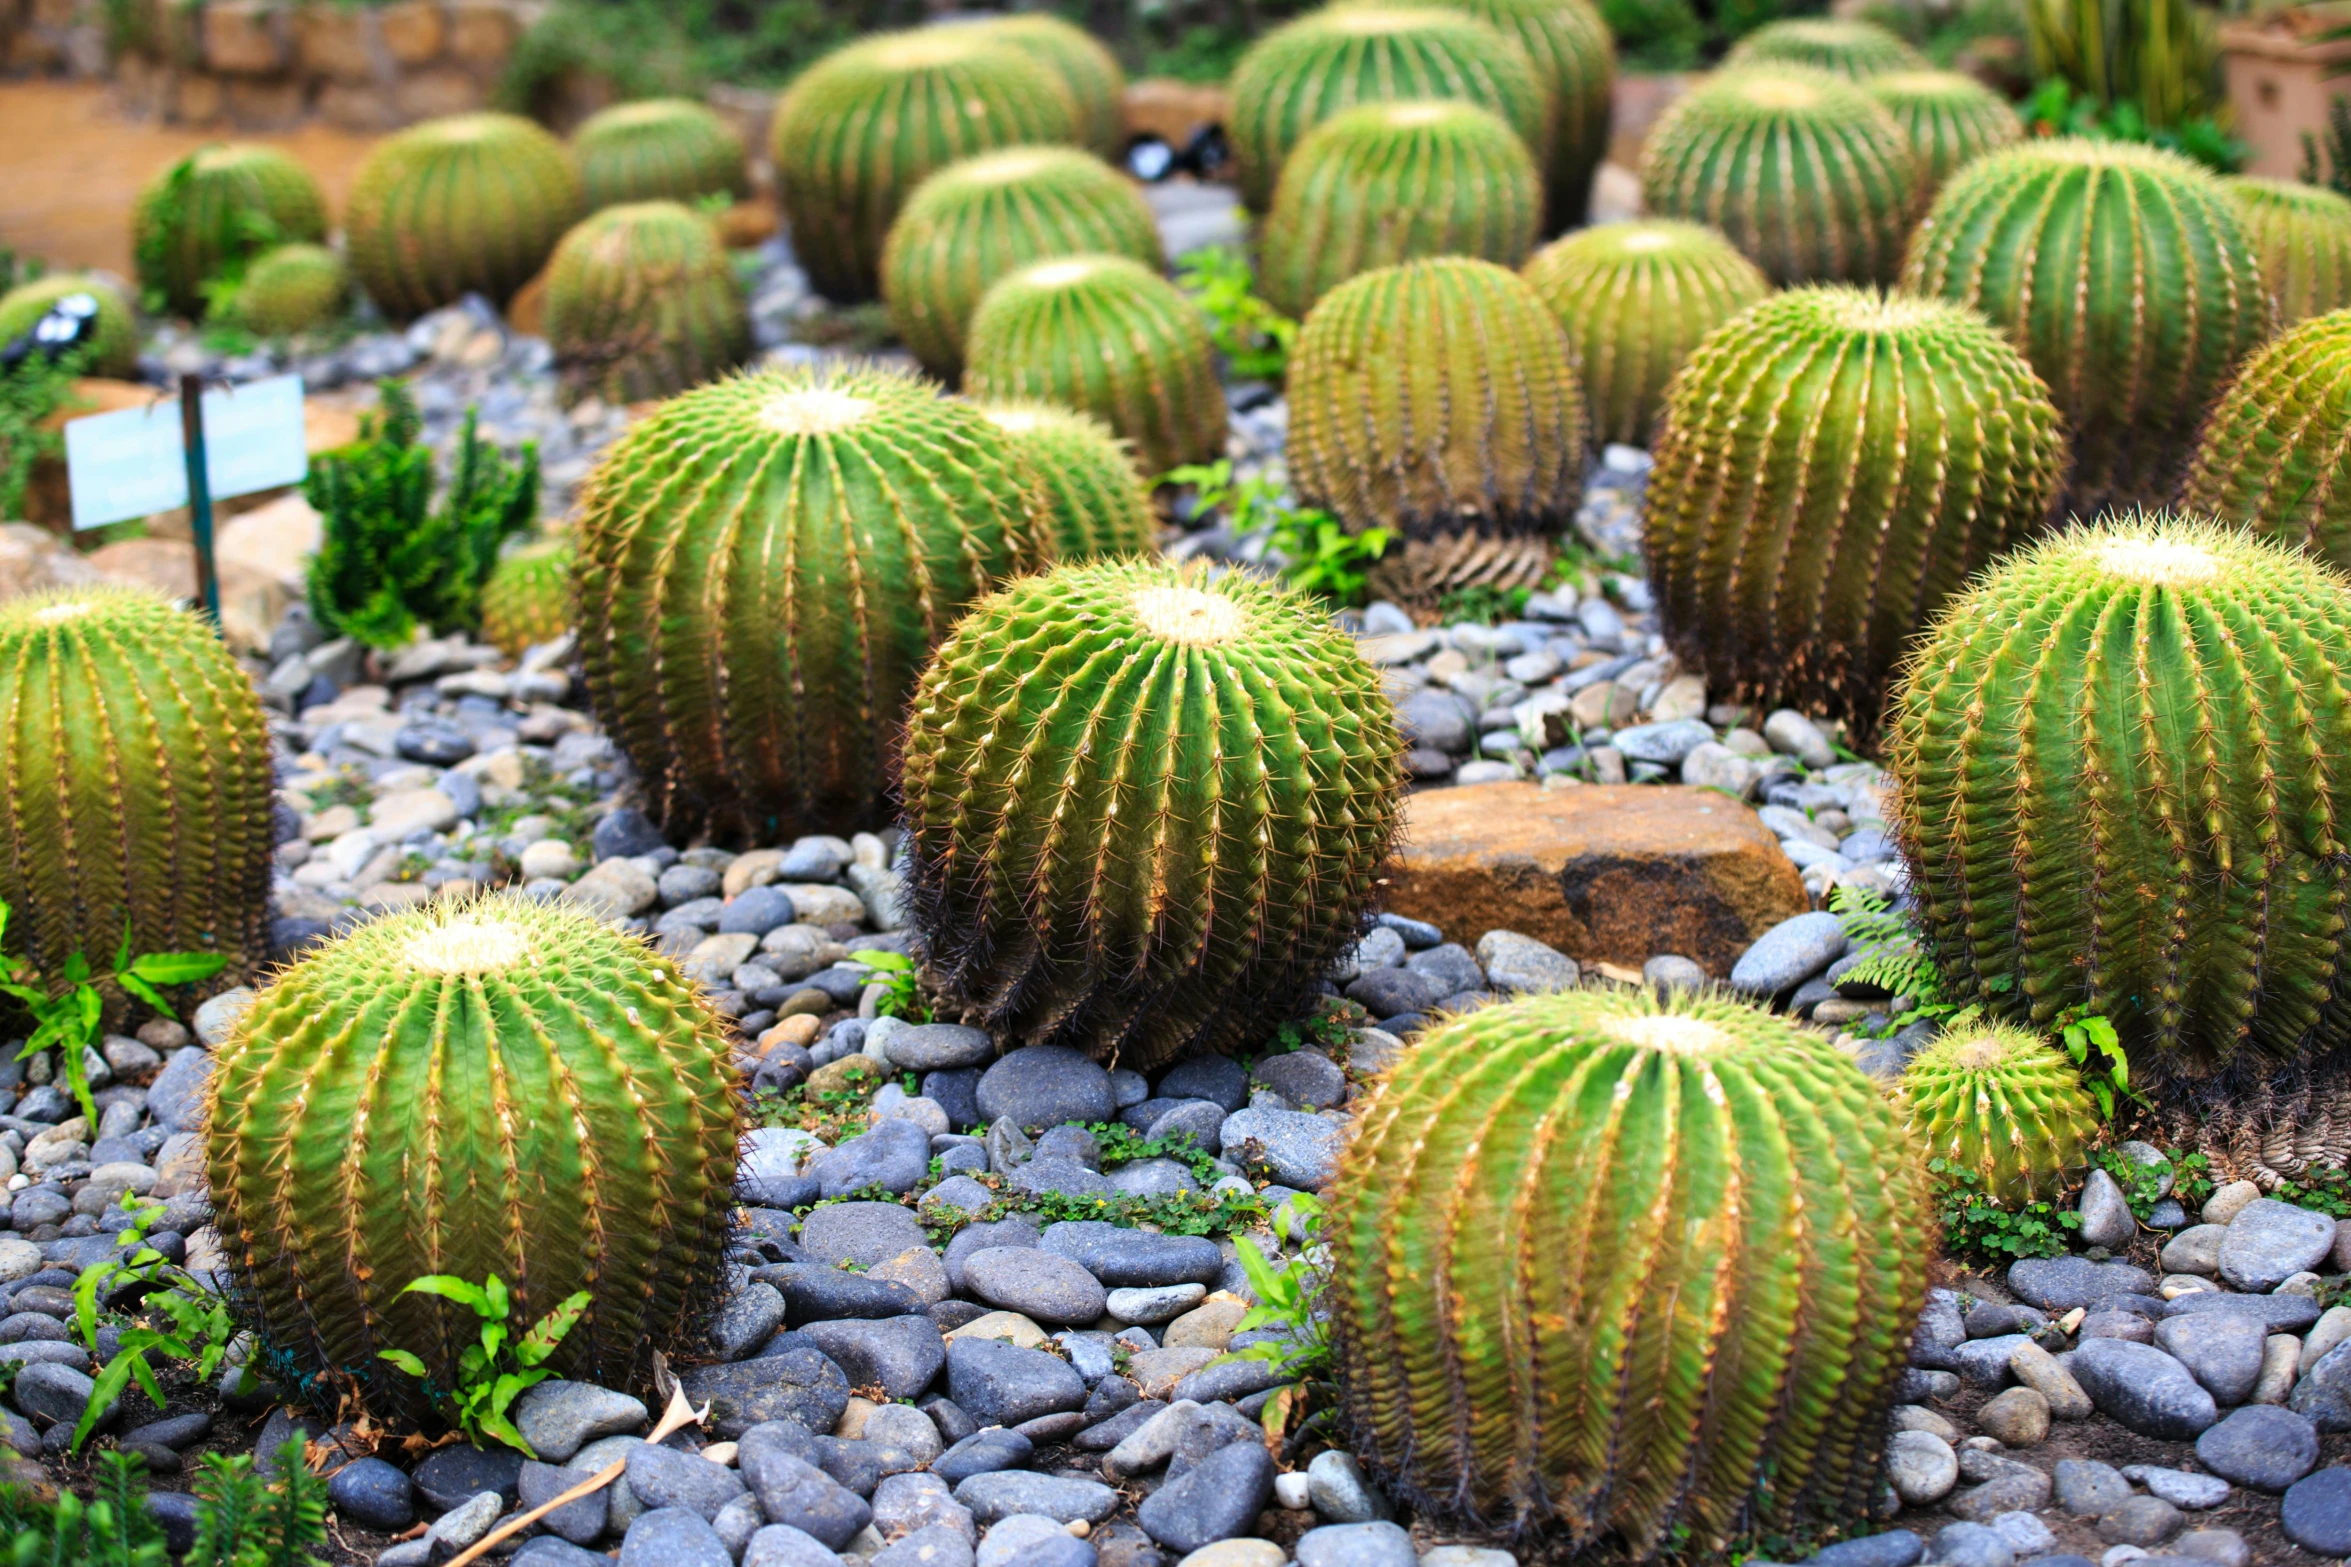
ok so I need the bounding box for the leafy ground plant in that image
[1176,247,1297,382]
[1227,1196,1332,1444]
[0,1443,328,1567]
[69,1198,247,1454]
[376,1273,590,1456]
[1932,1160,2083,1264]
[0,346,85,523]
[1162,459,1391,608]
[851,949,931,1022]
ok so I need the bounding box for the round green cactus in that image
[481,537,575,656]
[1258,100,1542,320]
[1646,286,2065,726]
[2182,311,2351,572]
[1887,513,2351,1079]
[204,895,738,1420]
[0,273,138,379]
[1724,16,1927,77]
[1864,69,2023,189]
[1901,138,2271,517]
[881,147,1165,381]
[978,402,1159,560]
[131,143,326,319]
[1328,985,1932,1549]
[771,29,1081,304]
[1228,6,1552,214]
[969,14,1128,159]
[574,362,1048,842]
[344,112,585,320]
[0,586,273,993]
[964,253,1228,477]
[1901,1023,2101,1204]
[2225,175,2351,328]
[1640,68,1920,285]
[234,243,349,337]
[901,559,1404,1068]
[1522,219,1770,446]
[543,202,749,405]
[572,98,749,212]
[1287,256,1586,538]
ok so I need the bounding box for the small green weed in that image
[1932,1160,2082,1263]
[1175,246,1296,381]
[69,1197,248,1454]
[376,1272,590,1456]
[850,949,932,1023]
[1163,459,1390,608]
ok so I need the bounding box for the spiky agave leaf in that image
[1327,984,1932,1552]
[2183,310,2351,572]
[543,201,749,404]
[344,113,584,320]
[1863,69,2024,189]
[132,143,326,319]
[1724,16,1927,77]
[572,98,749,212]
[2225,175,2351,328]
[977,401,1159,560]
[1901,1022,2101,1203]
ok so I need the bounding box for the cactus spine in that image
[235,243,349,337]
[1887,514,2351,1078]
[964,254,1229,477]
[771,30,1081,303]
[1645,286,2065,725]
[970,14,1129,159]
[543,202,749,405]
[1724,16,1927,77]
[204,896,737,1419]
[901,559,1404,1068]
[1640,68,1919,285]
[882,147,1165,382]
[1901,139,2271,516]
[1522,219,1770,446]
[480,537,575,656]
[2225,175,2351,328]
[574,362,1047,842]
[1328,985,1932,1550]
[572,98,749,212]
[1864,70,2022,189]
[132,144,327,319]
[1228,7,1552,213]
[344,113,585,320]
[1259,100,1543,320]
[1287,256,1586,538]
[0,587,273,990]
[978,403,1159,560]
[1901,1023,2100,1203]
[0,274,138,379]
[2182,311,2351,573]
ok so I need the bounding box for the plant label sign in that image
[64,374,307,531]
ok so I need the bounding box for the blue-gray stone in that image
[1156,1057,1248,1111]
[1007,1157,1110,1199]
[1343,967,1441,1018]
[1729,913,1848,996]
[622,1507,731,1567]
[809,1118,931,1198]
[2219,1199,2338,1291]
[1925,1523,2011,1567]
[797,1315,946,1401]
[1613,719,1715,765]
[2195,1405,2319,1491]
[1295,1521,1416,1567]
[874,1525,975,1567]
[887,1025,995,1071]
[2163,1290,2321,1332]
[945,1338,1086,1427]
[2069,1338,2218,1440]
[327,1456,414,1532]
[796,1203,928,1269]
[145,1048,212,1134]
[921,1175,997,1218]
[715,1284,788,1361]
[2007,1257,2157,1312]
[676,1348,850,1441]
[1041,1222,1221,1288]
[1808,1532,1922,1567]
[1376,912,1443,948]
[963,1248,1106,1325]
[519,1460,608,1545]
[13,1361,98,1427]
[1219,1107,1341,1189]
[721,886,798,938]
[1171,1359,1278,1404]
[975,1047,1115,1130]
[953,1472,1119,1525]
[2283,1467,2351,1555]
[764,1265,925,1324]
[628,1442,748,1520]
[1250,1051,1345,1111]
[740,1445,871,1551]
[1144,1100,1227,1150]
[1104,1158,1199,1200]
[944,1217,1041,1292]
[924,1068,985,1131]
[1134,1439,1274,1554]
[932,1428,1033,1485]
[413,1445,524,1512]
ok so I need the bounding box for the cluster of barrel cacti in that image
[132,143,327,318]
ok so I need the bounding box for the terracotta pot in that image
[2221,6,2351,179]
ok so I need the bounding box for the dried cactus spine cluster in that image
[235,243,350,337]
[204,896,738,1418]
[1639,68,1920,285]
[2225,175,2351,328]
[132,143,328,319]
[881,147,1165,381]
[1645,286,2065,725]
[1864,69,2024,188]
[1258,100,1543,320]
[978,403,1159,560]
[2182,311,2351,572]
[571,98,750,212]
[1901,139,2270,515]
[480,537,576,657]
[344,112,586,320]
[1327,986,1932,1551]
[1521,218,1769,447]
[542,202,749,405]
[901,559,1404,1068]
[573,363,1046,843]
[0,274,138,378]
[1900,1023,2101,1203]
[1888,515,2351,1079]
[1724,16,1927,77]
[0,587,274,991]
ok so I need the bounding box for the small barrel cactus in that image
[1328,985,1932,1549]
[964,254,1228,477]
[1724,16,1927,77]
[901,559,1404,1068]
[2182,311,2351,571]
[1287,256,1586,538]
[543,202,749,405]
[1864,69,2022,189]
[0,587,273,990]
[771,29,1080,304]
[1901,139,2270,516]
[1901,1023,2101,1203]
[344,112,585,320]
[1522,219,1770,447]
[235,243,349,337]
[881,147,1165,382]
[0,273,138,379]
[970,14,1128,159]
[1228,6,1551,214]
[1646,286,2065,726]
[2225,175,2351,328]
[204,895,738,1419]
[574,362,1047,842]
[132,143,327,319]
[572,98,750,212]
[1887,513,2351,1078]
[978,402,1159,559]
[1258,100,1543,320]
[480,537,576,656]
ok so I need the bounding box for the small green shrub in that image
[1175,245,1296,382]
[377,1273,591,1456]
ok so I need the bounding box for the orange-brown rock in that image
[1381,781,1807,976]
[1123,78,1229,147]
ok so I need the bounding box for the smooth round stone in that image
[2195,1405,2318,1491]
[2095,1496,2183,1548]
[954,1471,1118,1526]
[976,1047,1116,1130]
[2122,1467,2230,1510]
[327,1456,415,1532]
[620,1507,732,1567]
[2286,1468,2351,1556]
[2218,1200,2338,1292]
[1642,954,1708,994]
[1886,1430,1958,1505]
[1728,912,1846,995]
[1294,1521,1415,1567]
[1978,1388,2050,1447]
[1156,1056,1249,1111]
[1107,1284,1207,1326]
[1930,1522,2013,1567]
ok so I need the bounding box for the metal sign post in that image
[177,374,221,624]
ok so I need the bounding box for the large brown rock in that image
[1382,782,1807,976]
